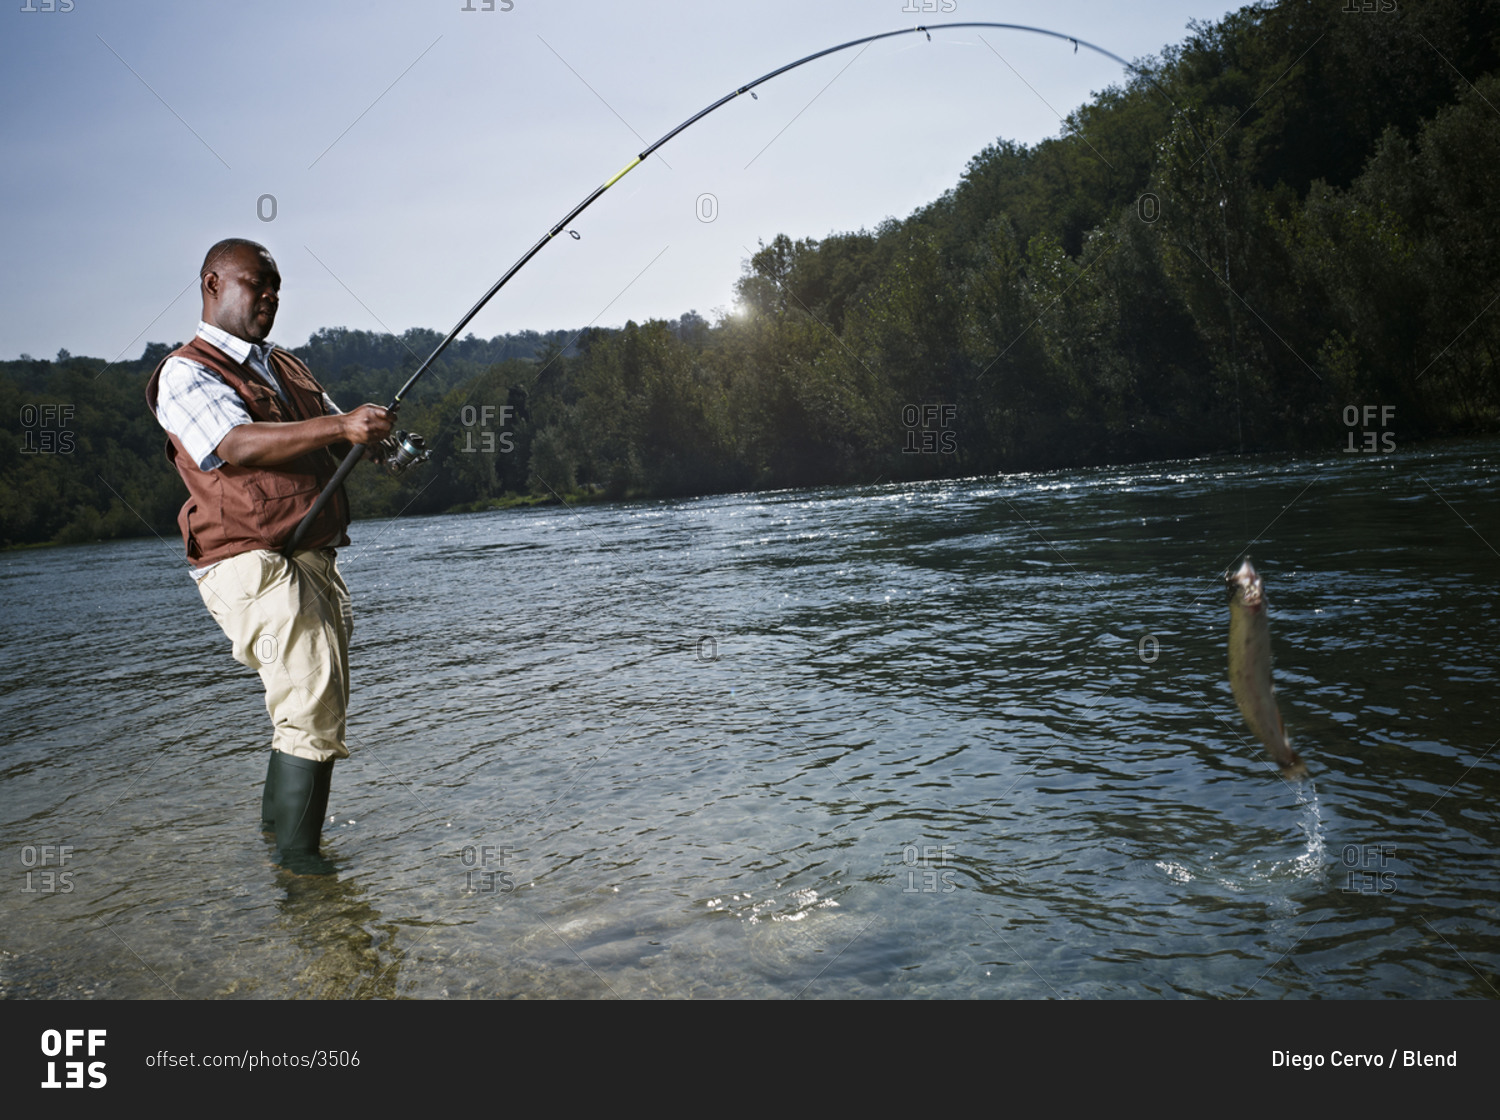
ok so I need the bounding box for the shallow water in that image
[2,438,1497,998]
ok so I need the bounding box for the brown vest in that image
[146,336,351,566]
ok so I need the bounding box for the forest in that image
[3,0,1497,548]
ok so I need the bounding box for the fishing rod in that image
[283,20,1207,556]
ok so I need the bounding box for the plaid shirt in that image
[152,321,340,472]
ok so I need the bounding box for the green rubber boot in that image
[260,752,277,834]
[269,752,336,875]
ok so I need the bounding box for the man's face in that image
[205,246,281,344]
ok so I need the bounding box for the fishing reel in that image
[377,430,431,474]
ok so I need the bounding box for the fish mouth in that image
[1225,558,1264,606]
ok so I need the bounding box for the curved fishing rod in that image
[284,20,1212,556]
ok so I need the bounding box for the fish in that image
[1225,558,1306,777]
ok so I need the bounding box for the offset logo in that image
[40,1029,106,1089]
[460,845,516,895]
[19,844,75,893]
[460,405,516,453]
[1342,404,1395,453]
[901,404,957,455]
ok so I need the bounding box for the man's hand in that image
[340,403,395,447]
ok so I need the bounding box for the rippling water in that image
[2,438,1497,999]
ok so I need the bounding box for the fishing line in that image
[285,20,1219,555]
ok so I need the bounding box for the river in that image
[1,437,1497,998]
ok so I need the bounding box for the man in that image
[147,238,394,873]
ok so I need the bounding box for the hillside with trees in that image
[3,0,1496,548]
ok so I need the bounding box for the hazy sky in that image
[2,0,1245,362]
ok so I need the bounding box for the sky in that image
[1,0,1248,363]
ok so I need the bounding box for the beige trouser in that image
[197,548,353,762]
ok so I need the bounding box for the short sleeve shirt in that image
[152,321,340,471]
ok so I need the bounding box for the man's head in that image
[200,238,281,344]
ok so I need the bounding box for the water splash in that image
[1289,779,1326,883]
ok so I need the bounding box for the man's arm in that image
[215,403,394,467]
